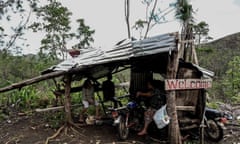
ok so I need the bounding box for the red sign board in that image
[165,79,212,90]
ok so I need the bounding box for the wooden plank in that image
[180,39,194,44]
[35,104,82,112]
[179,118,199,124]
[180,124,198,130]
[176,106,195,111]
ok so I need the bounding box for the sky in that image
[192,0,240,39]
[3,0,240,54]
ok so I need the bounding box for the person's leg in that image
[79,100,89,122]
[95,100,100,119]
[112,97,122,108]
[111,98,118,108]
[95,106,100,119]
[138,108,155,135]
[138,111,149,135]
[137,122,150,135]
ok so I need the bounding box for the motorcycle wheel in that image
[117,115,129,140]
[205,119,223,142]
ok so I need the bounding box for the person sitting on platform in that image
[79,79,100,122]
[102,74,122,108]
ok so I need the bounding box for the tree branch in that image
[144,0,158,38]
[5,10,32,50]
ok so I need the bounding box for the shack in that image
[0,32,214,143]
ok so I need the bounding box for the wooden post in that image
[192,41,199,65]
[166,49,182,144]
[64,74,73,125]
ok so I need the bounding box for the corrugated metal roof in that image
[46,32,214,79]
[193,64,215,78]
[49,32,178,72]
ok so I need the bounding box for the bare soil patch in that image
[0,109,240,144]
[0,111,148,144]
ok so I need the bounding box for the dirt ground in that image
[0,109,240,144]
[0,110,148,144]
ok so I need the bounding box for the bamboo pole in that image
[0,65,89,94]
[35,104,82,112]
[166,46,182,144]
[0,71,66,93]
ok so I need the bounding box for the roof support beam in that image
[0,71,66,93]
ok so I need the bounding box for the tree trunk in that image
[125,0,131,38]
[166,49,182,144]
[64,74,73,125]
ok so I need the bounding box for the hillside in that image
[197,32,240,77]
[205,32,240,50]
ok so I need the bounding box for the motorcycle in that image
[110,96,167,140]
[184,107,231,142]
[204,107,232,142]
[110,97,231,142]
[109,100,145,140]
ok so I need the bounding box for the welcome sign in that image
[165,79,212,90]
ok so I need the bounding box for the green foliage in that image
[133,19,147,30]
[175,0,194,24]
[0,51,59,88]
[29,0,73,59]
[2,0,96,58]
[0,0,38,19]
[0,0,38,53]
[133,0,176,39]
[223,56,240,103]
[27,1,96,59]
[197,46,233,77]
[75,19,95,49]
[0,50,59,111]
[197,33,240,103]
[196,47,213,53]
[11,86,39,109]
[193,21,211,44]
[207,101,219,109]
[6,83,55,110]
[194,21,209,34]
